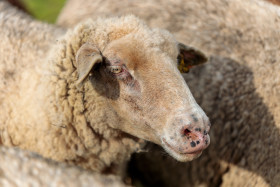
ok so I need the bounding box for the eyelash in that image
[105,59,130,79]
[106,63,137,89]
[108,65,123,74]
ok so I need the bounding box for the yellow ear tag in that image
[178,55,191,73]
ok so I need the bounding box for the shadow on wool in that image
[127,56,279,187]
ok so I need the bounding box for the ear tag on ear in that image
[177,43,208,73]
[178,54,193,73]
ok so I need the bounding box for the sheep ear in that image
[75,43,103,86]
[177,43,208,73]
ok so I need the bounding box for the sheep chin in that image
[161,138,203,162]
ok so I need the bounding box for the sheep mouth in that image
[161,138,203,162]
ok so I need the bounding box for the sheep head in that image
[75,28,210,162]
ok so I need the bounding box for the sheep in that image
[0,146,126,187]
[0,0,211,179]
[56,0,280,186]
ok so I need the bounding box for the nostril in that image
[183,128,191,136]
[181,126,205,141]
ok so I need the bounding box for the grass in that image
[22,0,66,23]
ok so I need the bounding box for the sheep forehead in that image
[130,28,179,60]
[76,15,149,46]
[74,15,179,57]
[104,34,178,73]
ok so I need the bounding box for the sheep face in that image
[76,30,210,162]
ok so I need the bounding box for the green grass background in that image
[22,0,66,23]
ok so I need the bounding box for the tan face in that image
[76,33,210,162]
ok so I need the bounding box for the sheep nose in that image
[180,125,209,153]
[163,114,210,155]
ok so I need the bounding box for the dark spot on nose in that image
[195,128,201,132]
[205,139,208,145]
[204,130,208,135]
[196,141,200,145]
[191,114,198,122]
[190,141,196,147]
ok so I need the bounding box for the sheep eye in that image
[108,66,123,74]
